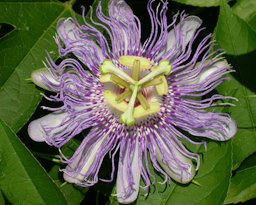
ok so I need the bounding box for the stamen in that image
[134,102,160,119]
[110,74,129,88]
[120,84,139,126]
[100,60,135,84]
[155,76,169,96]
[101,58,170,126]
[132,60,140,81]
[142,76,163,88]
[100,74,127,89]
[116,90,132,103]
[119,55,151,70]
[104,90,127,112]
[137,93,150,110]
[138,60,172,85]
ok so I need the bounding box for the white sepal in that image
[116,138,140,204]
[153,135,195,184]
[188,60,229,85]
[28,111,68,142]
[167,16,202,51]
[57,18,104,63]
[31,68,59,91]
[63,135,107,184]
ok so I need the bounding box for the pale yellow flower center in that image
[100,55,171,126]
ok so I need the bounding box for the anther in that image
[132,60,140,81]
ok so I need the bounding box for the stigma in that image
[100,55,171,126]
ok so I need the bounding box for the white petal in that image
[116,138,140,204]
[31,68,59,91]
[28,111,68,142]
[109,0,134,24]
[207,115,237,141]
[167,16,202,51]
[191,60,229,85]
[57,18,104,63]
[153,135,195,184]
[57,18,79,41]
[223,118,237,141]
[63,135,107,183]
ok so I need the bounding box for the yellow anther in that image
[104,90,128,112]
[155,76,169,96]
[119,55,152,70]
[104,92,160,125]
[132,60,140,81]
[100,74,129,88]
[101,58,170,126]
[134,102,160,119]
[99,74,111,83]
[110,75,129,88]
[142,76,163,88]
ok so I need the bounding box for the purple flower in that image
[28,0,236,203]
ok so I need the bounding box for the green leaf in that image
[110,141,232,205]
[173,0,220,7]
[215,0,256,55]
[215,1,256,168]
[46,137,87,205]
[237,152,256,171]
[49,165,87,205]
[0,1,74,132]
[0,120,68,205]
[216,51,256,169]
[232,0,256,32]
[224,166,256,204]
[0,191,5,205]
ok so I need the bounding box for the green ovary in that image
[100,55,171,126]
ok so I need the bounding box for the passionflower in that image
[28,0,236,203]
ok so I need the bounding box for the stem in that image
[32,151,62,164]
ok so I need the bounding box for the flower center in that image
[100,55,171,126]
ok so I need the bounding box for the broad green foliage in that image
[215,0,256,55]
[0,120,68,205]
[225,166,256,204]
[233,0,256,32]
[215,0,256,168]
[215,52,256,169]
[0,0,256,204]
[173,0,221,7]
[0,1,73,132]
[0,191,4,205]
[215,1,256,203]
[218,73,256,169]
[49,165,88,205]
